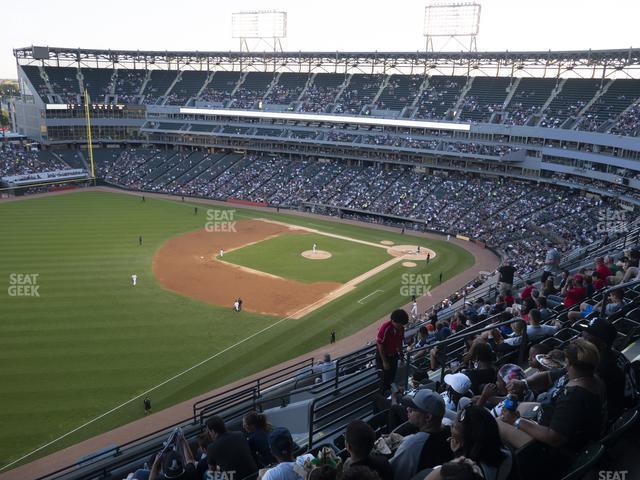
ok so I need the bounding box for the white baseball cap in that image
[444,373,472,394]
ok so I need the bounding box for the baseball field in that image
[0,189,474,469]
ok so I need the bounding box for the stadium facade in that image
[10,46,640,208]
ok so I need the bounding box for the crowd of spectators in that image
[333,78,383,115]
[303,132,514,158]
[445,143,513,157]
[609,104,640,137]
[265,83,303,105]
[550,173,640,202]
[414,79,464,120]
[122,256,640,480]
[94,150,633,279]
[99,149,162,190]
[232,91,262,110]
[114,70,146,104]
[200,88,231,104]
[504,99,543,126]
[29,65,640,138]
[300,84,344,113]
[459,96,504,121]
[0,146,68,177]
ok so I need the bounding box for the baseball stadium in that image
[1,3,640,480]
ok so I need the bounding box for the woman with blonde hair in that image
[499,338,605,475]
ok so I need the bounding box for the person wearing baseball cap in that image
[375,309,409,393]
[390,390,453,480]
[500,338,604,469]
[261,427,303,480]
[582,318,637,419]
[441,373,472,414]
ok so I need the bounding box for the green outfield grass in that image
[0,190,475,469]
[222,232,391,283]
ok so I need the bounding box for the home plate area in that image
[386,244,436,261]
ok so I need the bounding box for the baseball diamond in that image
[0,189,473,469]
[2,6,640,478]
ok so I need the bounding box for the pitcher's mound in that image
[387,244,436,261]
[402,261,417,267]
[380,240,395,246]
[301,250,332,260]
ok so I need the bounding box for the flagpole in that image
[83,88,96,184]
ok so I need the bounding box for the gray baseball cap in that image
[401,389,445,417]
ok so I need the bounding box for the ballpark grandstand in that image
[1,44,640,480]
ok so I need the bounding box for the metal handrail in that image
[406,317,518,386]
[30,209,640,479]
[192,356,314,423]
[198,386,258,424]
[306,370,379,449]
[434,225,640,325]
[33,417,194,480]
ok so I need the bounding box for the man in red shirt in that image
[503,290,515,307]
[591,272,606,291]
[562,275,587,307]
[519,280,535,301]
[376,309,409,393]
[594,257,613,285]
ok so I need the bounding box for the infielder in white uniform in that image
[312,243,317,253]
[411,301,418,319]
[131,274,138,286]
[219,249,224,258]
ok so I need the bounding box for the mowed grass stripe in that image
[0,191,474,468]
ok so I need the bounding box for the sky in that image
[1,0,639,78]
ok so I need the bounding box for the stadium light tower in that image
[232,10,287,53]
[424,2,481,52]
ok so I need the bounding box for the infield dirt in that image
[153,219,441,318]
[153,219,342,317]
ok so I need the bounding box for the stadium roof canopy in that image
[14,46,640,77]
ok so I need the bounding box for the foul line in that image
[0,293,336,473]
[357,290,384,304]
[3,216,436,471]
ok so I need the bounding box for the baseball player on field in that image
[219,248,224,258]
[312,243,317,253]
[131,274,138,286]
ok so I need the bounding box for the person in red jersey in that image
[376,309,409,393]
[594,257,613,284]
